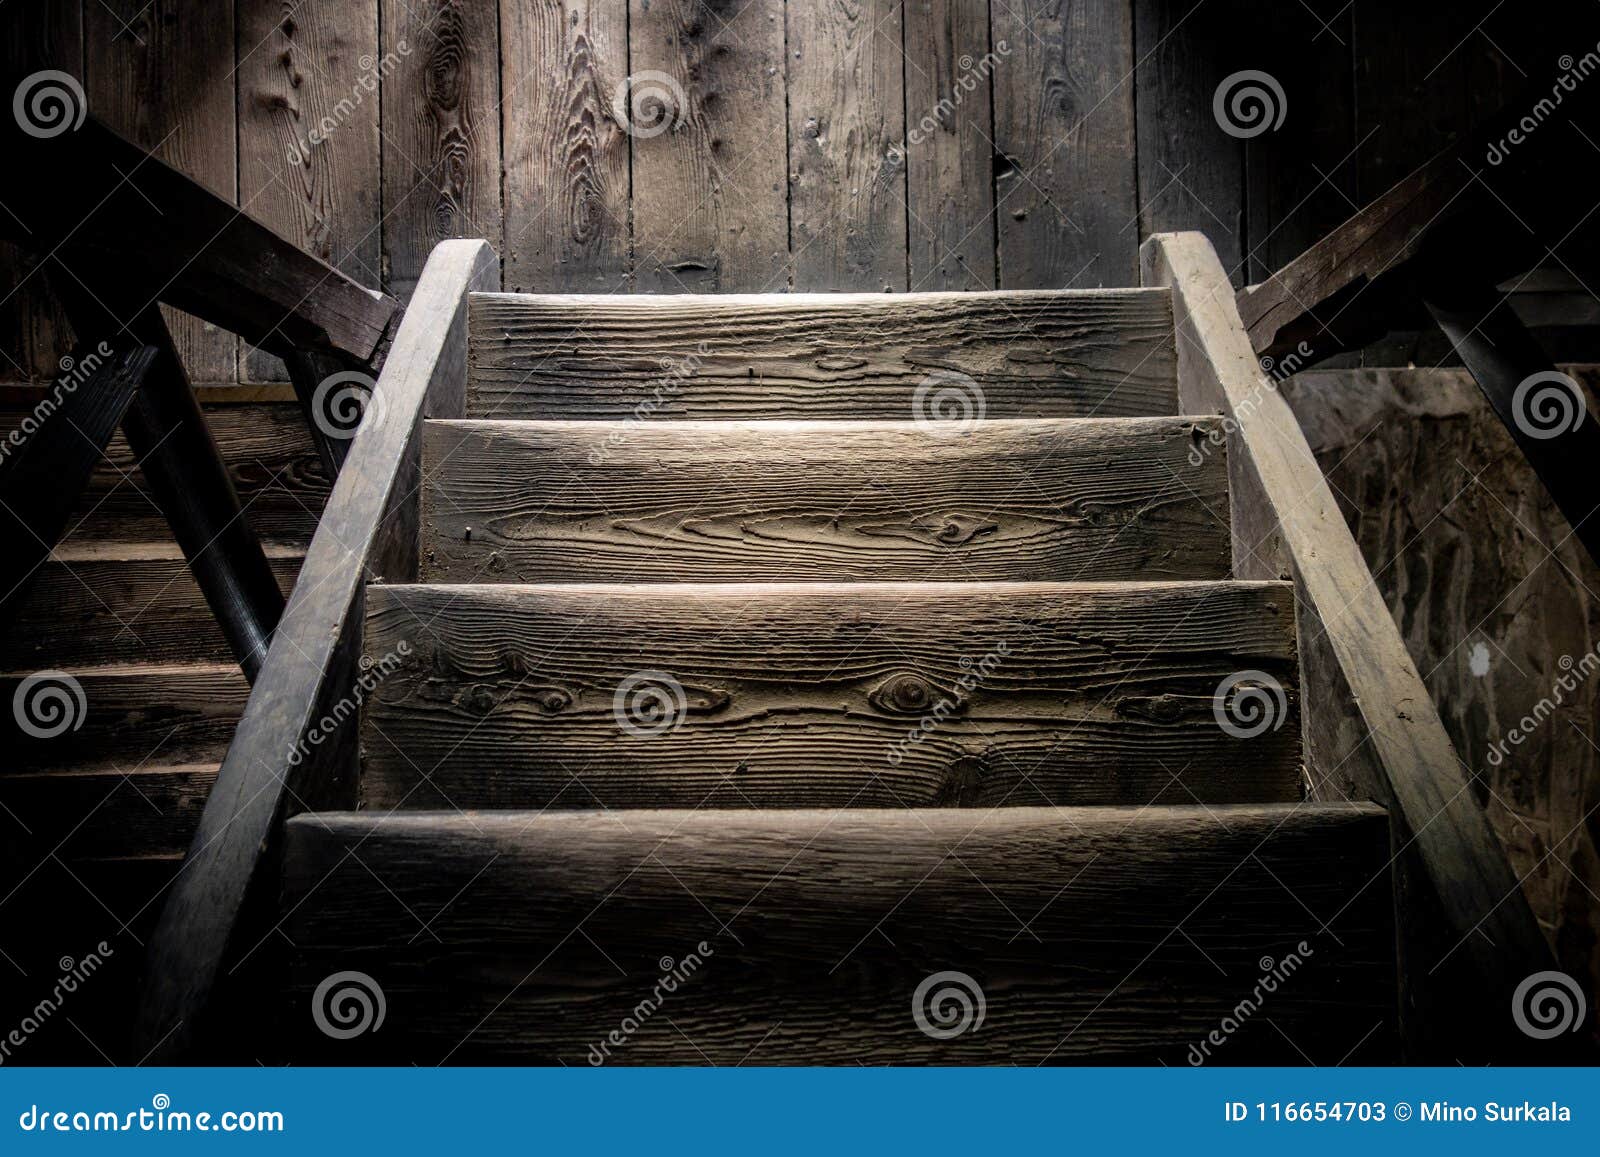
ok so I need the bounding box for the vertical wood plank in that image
[381,0,501,301]
[630,0,789,293]
[0,0,81,383]
[993,0,1137,288]
[86,0,238,384]
[901,0,994,290]
[499,0,628,293]
[1133,0,1247,283]
[787,0,907,291]
[237,1,382,381]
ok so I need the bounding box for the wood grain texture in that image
[500,0,630,292]
[993,0,1138,288]
[1,662,249,774]
[86,0,238,382]
[1143,231,1557,1058]
[0,547,302,669]
[420,417,1232,582]
[902,0,995,290]
[281,804,1395,1064]
[363,580,1302,810]
[786,0,906,290]
[467,289,1178,417]
[0,762,215,859]
[237,0,383,380]
[382,0,501,300]
[629,0,789,293]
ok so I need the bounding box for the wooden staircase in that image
[273,276,1397,1063]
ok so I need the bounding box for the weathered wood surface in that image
[421,417,1232,583]
[138,239,498,1061]
[630,0,789,293]
[0,762,216,859]
[0,344,154,611]
[786,0,906,291]
[0,547,302,669]
[994,0,1137,288]
[281,804,1395,1064]
[382,0,501,301]
[237,0,384,380]
[500,0,628,293]
[1,662,249,773]
[363,580,1302,810]
[468,289,1178,417]
[903,0,995,290]
[1143,231,1558,1058]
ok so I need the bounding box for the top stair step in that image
[467,289,1178,419]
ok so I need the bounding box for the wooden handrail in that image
[136,240,499,1060]
[1143,232,1559,1061]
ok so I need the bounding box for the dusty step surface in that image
[280,804,1395,1065]
[421,418,1231,584]
[362,581,1302,810]
[1,542,302,668]
[0,761,215,859]
[467,289,1178,419]
[1,662,248,773]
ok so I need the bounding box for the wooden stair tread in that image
[363,579,1303,809]
[468,288,1177,418]
[421,417,1231,583]
[0,761,216,859]
[280,803,1394,1064]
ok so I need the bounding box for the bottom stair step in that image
[280,804,1396,1065]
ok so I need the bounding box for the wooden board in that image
[382,0,501,300]
[363,580,1303,810]
[786,0,906,290]
[0,762,215,859]
[902,0,995,290]
[630,0,789,293]
[467,289,1178,417]
[499,0,629,292]
[993,0,1138,288]
[86,0,238,383]
[420,417,1233,582]
[237,0,383,380]
[280,804,1395,1064]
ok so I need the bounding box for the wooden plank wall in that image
[0,0,1558,384]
